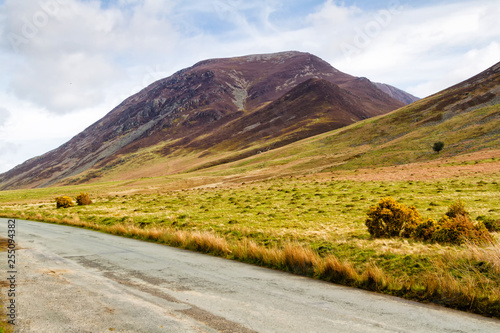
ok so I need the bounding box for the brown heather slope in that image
[204,61,500,177]
[0,51,411,190]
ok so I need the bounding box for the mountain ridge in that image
[0,51,418,190]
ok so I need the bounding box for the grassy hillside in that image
[209,100,500,176]
[58,98,499,186]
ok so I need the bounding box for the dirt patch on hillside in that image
[330,150,500,182]
[187,150,500,190]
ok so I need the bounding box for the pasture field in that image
[1,157,499,318]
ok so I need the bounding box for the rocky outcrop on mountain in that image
[0,51,413,189]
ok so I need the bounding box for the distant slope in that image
[0,51,410,190]
[374,82,420,105]
[208,61,500,175]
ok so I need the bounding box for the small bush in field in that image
[432,214,492,245]
[76,192,93,206]
[366,199,492,244]
[365,197,422,238]
[432,141,444,153]
[55,196,74,209]
[412,218,438,241]
[425,200,492,244]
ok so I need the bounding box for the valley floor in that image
[0,152,499,320]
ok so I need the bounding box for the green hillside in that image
[213,98,499,176]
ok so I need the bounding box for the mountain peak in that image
[0,51,412,189]
[194,51,309,66]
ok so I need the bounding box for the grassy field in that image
[1,158,499,318]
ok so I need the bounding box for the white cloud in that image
[0,107,10,127]
[320,0,500,97]
[2,0,180,114]
[307,0,361,27]
[0,90,115,172]
[9,52,123,113]
[409,41,500,98]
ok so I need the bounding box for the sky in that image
[0,0,499,173]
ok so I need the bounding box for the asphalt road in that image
[1,218,500,333]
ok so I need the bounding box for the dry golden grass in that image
[467,240,500,275]
[284,243,318,275]
[420,241,500,315]
[361,263,390,290]
[231,238,284,267]
[170,230,188,247]
[314,254,358,284]
[188,231,231,255]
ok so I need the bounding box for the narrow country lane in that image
[1,218,500,333]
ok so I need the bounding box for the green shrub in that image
[76,192,93,206]
[432,141,444,153]
[427,200,492,244]
[366,199,493,244]
[365,197,422,238]
[412,218,438,241]
[55,196,74,209]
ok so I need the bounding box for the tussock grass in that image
[314,255,358,285]
[187,231,231,256]
[422,250,500,317]
[361,263,389,290]
[231,238,284,267]
[169,230,188,247]
[284,243,317,275]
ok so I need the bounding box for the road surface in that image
[1,218,499,332]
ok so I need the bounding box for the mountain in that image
[374,82,420,105]
[214,61,500,175]
[0,51,416,190]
